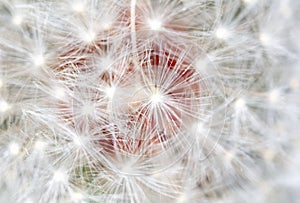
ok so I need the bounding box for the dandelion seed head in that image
[0,0,298,202]
[8,142,20,156]
[0,99,11,113]
[215,27,230,40]
[148,18,163,31]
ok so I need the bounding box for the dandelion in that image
[0,0,299,202]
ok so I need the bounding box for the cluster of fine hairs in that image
[0,0,300,202]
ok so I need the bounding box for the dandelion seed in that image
[259,33,272,46]
[148,18,162,31]
[119,163,134,175]
[105,86,116,99]
[72,2,85,13]
[81,102,95,116]
[195,58,209,72]
[234,98,246,110]
[12,15,23,25]
[53,87,66,99]
[34,140,46,151]
[0,99,11,113]
[102,21,113,31]
[225,150,235,161]
[53,170,67,183]
[269,89,280,103]
[8,142,20,156]
[196,122,205,133]
[33,55,45,67]
[24,198,34,203]
[215,27,230,40]
[176,194,187,203]
[242,0,257,5]
[71,192,84,201]
[263,149,275,161]
[98,56,114,71]
[150,88,164,105]
[83,30,96,43]
[73,136,83,147]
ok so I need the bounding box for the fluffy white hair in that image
[0,0,299,202]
